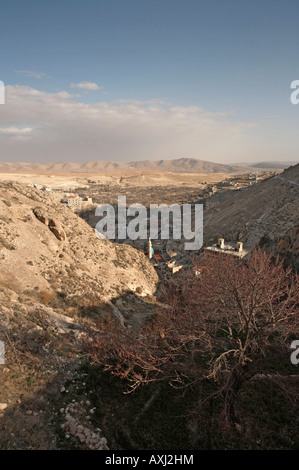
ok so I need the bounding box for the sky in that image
[0,0,298,164]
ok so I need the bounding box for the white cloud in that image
[0,126,33,142]
[0,85,268,163]
[16,70,46,79]
[70,81,102,91]
[0,127,33,135]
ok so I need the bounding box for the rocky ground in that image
[0,180,159,449]
[204,164,299,265]
[0,165,298,449]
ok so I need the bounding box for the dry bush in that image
[90,248,299,426]
[39,290,56,305]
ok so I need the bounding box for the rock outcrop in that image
[0,181,158,302]
[33,208,67,241]
[0,180,159,450]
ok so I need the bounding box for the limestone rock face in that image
[33,208,50,226]
[48,218,66,241]
[0,180,158,301]
[33,208,66,241]
[0,180,159,450]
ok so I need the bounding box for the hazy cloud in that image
[0,85,264,163]
[16,70,47,79]
[70,81,102,91]
[0,127,33,135]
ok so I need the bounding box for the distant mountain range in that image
[127,158,246,173]
[0,157,296,174]
[250,161,298,170]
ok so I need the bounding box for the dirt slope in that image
[0,180,158,449]
[0,180,157,301]
[204,164,299,262]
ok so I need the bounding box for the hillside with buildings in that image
[204,164,299,266]
[0,181,158,303]
[0,180,158,449]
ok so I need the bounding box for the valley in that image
[0,161,298,450]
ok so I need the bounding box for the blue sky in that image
[0,0,298,163]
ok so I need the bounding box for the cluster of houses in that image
[31,184,93,211]
[204,238,248,259]
[60,194,93,210]
[86,202,249,278]
[30,183,248,278]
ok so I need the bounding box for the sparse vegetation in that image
[90,248,299,447]
[0,167,298,450]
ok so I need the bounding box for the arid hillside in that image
[0,181,158,449]
[204,164,299,264]
[0,181,158,303]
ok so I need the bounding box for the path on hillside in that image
[274,175,299,187]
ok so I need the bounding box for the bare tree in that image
[90,248,299,425]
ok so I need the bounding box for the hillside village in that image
[29,184,94,211]
[0,163,298,450]
[24,165,298,278]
